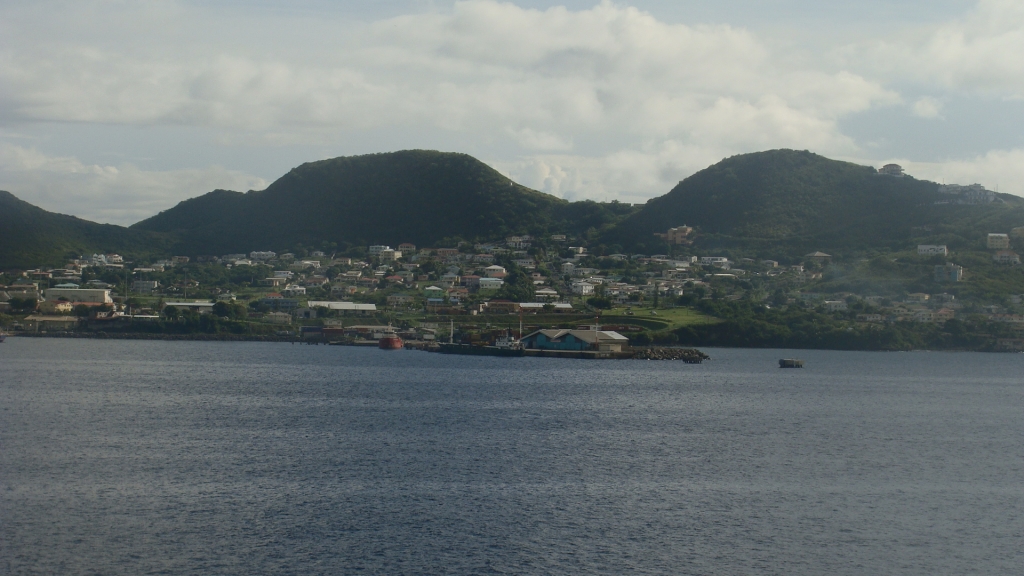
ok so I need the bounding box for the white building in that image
[824,300,848,312]
[700,257,730,268]
[478,278,504,290]
[572,281,595,296]
[917,245,948,256]
[484,265,507,278]
[368,245,392,256]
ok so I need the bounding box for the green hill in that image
[606,149,1024,259]
[4,149,1022,269]
[132,150,631,254]
[0,190,170,268]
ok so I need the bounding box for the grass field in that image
[599,306,719,331]
[400,305,718,333]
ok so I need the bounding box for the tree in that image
[162,305,179,320]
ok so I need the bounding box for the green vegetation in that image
[0,190,171,268]
[131,150,638,255]
[606,149,1024,259]
[669,299,1012,351]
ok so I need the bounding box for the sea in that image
[1,338,1022,575]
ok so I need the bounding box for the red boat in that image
[378,333,403,349]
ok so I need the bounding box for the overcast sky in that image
[2,0,1024,224]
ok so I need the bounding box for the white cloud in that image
[0,144,267,225]
[4,0,1020,216]
[853,0,1024,97]
[0,1,895,200]
[911,96,944,118]
[894,148,1024,196]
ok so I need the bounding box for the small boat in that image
[779,358,804,368]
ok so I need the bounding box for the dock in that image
[779,358,804,368]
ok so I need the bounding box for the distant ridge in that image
[2,149,1022,268]
[133,150,574,253]
[604,149,1024,256]
[0,190,169,269]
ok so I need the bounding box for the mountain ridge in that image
[2,149,1022,268]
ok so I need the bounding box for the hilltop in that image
[0,190,170,269]
[3,149,1022,267]
[132,150,633,255]
[606,150,1024,258]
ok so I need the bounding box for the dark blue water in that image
[1,339,1022,575]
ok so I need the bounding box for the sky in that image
[2,0,1024,225]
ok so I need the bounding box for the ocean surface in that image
[1,338,1022,575]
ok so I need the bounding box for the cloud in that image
[0,1,894,154]
[7,0,1019,215]
[491,141,728,202]
[853,0,1024,97]
[894,148,1024,196]
[0,143,268,225]
[911,96,944,118]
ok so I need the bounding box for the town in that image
[3,213,1024,353]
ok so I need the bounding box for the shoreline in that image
[3,331,1016,353]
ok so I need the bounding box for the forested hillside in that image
[605,150,1024,258]
[133,150,633,254]
[0,190,169,268]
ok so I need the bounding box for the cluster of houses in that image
[3,225,1023,336]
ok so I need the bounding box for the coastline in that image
[5,331,1018,353]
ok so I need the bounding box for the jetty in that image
[779,358,804,368]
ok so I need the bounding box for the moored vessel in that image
[378,327,403,350]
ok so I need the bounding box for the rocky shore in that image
[631,347,710,362]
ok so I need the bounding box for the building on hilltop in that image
[877,164,905,177]
[938,183,995,204]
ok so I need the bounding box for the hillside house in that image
[423,286,445,299]
[824,300,848,312]
[935,263,963,282]
[478,278,504,291]
[877,164,905,176]
[988,234,1010,250]
[993,251,1021,265]
[917,245,948,256]
[484,265,507,278]
[654,225,693,245]
[572,281,595,296]
[805,251,832,264]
